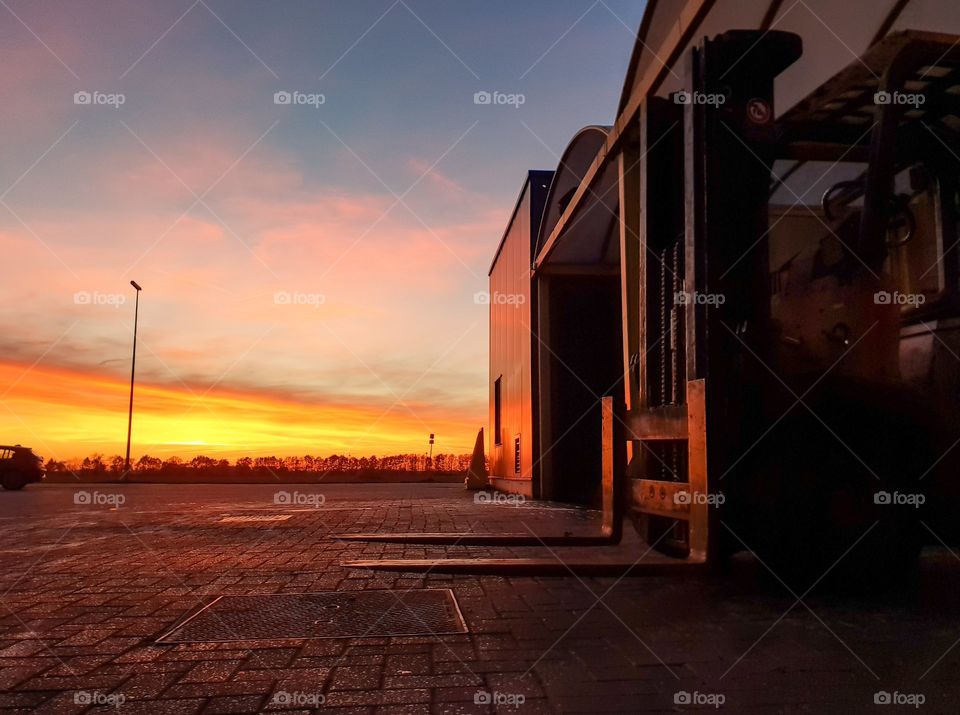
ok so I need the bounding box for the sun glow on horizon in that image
[0,360,479,462]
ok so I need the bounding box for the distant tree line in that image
[43,452,473,477]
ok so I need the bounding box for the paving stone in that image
[178,659,242,683]
[324,688,431,707]
[0,483,957,714]
[108,697,206,715]
[201,694,267,713]
[384,653,431,676]
[329,665,382,691]
[118,672,181,699]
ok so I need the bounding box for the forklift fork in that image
[336,397,624,547]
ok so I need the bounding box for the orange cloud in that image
[0,359,479,462]
[0,121,493,464]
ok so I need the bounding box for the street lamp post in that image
[124,281,142,476]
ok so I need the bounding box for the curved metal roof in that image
[534,125,613,260]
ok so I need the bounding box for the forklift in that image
[633,28,960,584]
[341,29,960,585]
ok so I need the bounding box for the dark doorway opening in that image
[544,274,623,506]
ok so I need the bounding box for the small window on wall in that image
[514,435,521,473]
[494,377,502,445]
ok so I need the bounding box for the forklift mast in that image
[629,30,802,561]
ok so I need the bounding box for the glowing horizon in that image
[1,359,479,461]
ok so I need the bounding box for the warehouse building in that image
[488,0,960,563]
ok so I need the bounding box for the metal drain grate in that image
[157,589,467,643]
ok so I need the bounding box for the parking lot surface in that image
[0,483,957,713]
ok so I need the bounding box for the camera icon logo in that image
[674,691,692,705]
[874,491,892,505]
[274,91,292,105]
[74,491,91,505]
[874,91,891,105]
[675,91,691,105]
[874,691,892,704]
[273,291,292,305]
[74,91,92,105]
[274,491,292,505]
[473,690,492,705]
[474,291,490,305]
[474,91,492,105]
[73,291,92,305]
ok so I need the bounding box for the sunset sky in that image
[0,0,645,460]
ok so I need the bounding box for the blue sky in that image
[0,0,647,458]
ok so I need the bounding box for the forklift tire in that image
[752,457,921,591]
[738,380,927,590]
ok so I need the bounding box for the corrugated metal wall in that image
[489,181,534,487]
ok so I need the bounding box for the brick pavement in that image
[0,483,957,714]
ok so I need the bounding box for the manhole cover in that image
[157,589,467,643]
[219,515,292,523]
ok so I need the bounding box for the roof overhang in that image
[534,0,716,274]
[533,126,621,271]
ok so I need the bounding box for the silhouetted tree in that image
[44,458,67,473]
[190,456,216,470]
[51,451,473,481]
[81,454,105,473]
[160,456,182,474]
[136,455,162,472]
